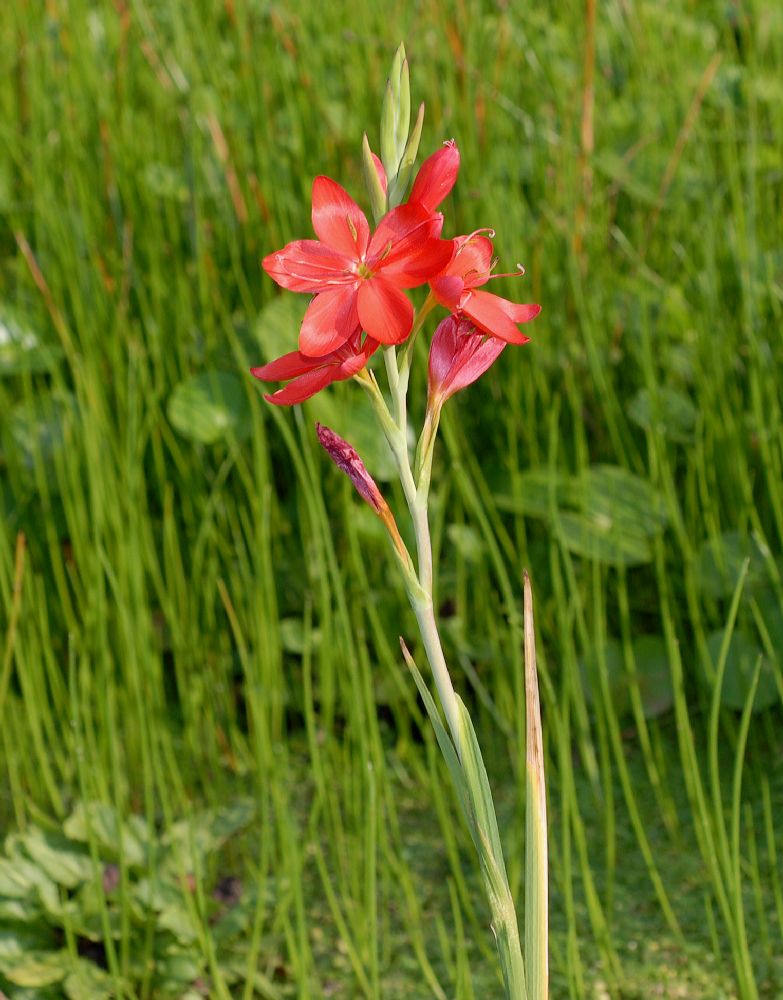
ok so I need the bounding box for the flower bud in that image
[409,140,460,214]
[427,315,506,412]
[316,423,413,571]
[362,133,388,224]
[316,422,386,513]
[381,43,411,184]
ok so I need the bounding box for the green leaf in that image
[628,386,697,442]
[579,638,628,715]
[253,295,308,364]
[558,512,652,567]
[580,465,669,536]
[0,926,59,965]
[455,696,510,900]
[399,642,472,840]
[706,629,779,712]
[2,390,78,491]
[695,531,773,600]
[0,311,63,375]
[494,468,578,518]
[168,371,251,444]
[63,802,148,867]
[3,950,69,988]
[163,799,255,869]
[18,828,93,889]
[63,960,115,1000]
[631,635,674,719]
[279,617,321,654]
[446,524,484,564]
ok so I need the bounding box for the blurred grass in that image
[1,0,782,997]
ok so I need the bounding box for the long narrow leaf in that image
[524,571,548,1000]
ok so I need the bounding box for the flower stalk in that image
[253,42,545,1000]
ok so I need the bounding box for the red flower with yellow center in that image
[263,176,454,356]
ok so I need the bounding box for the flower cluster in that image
[252,141,540,408]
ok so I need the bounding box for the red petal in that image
[428,316,506,402]
[502,302,542,324]
[409,140,460,213]
[251,349,325,381]
[338,336,380,377]
[381,238,455,289]
[462,289,536,344]
[262,240,354,293]
[312,176,369,260]
[448,234,494,286]
[431,274,465,311]
[428,315,461,392]
[264,366,338,406]
[357,278,413,345]
[367,203,444,266]
[371,153,388,195]
[299,288,359,356]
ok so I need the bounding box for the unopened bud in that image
[315,423,413,572]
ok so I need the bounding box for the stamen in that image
[488,262,527,281]
[347,215,358,243]
[454,228,496,256]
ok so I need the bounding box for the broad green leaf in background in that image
[63,802,148,867]
[558,511,652,567]
[706,628,779,713]
[631,635,674,719]
[579,638,629,716]
[168,371,251,444]
[15,828,93,889]
[2,390,78,491]
[2,949,70,988]
[0,311,63,375]
[494,468,579,519]
[446,524,485,565]
[279,616,322,654]
[695,531,774,600]
[580,465,669,536]
[496,465,668,567]
[162,799,255,871]
[63,960,115,1000]
[628,386,697,442]
[253,295,308,365]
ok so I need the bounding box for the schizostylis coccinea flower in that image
[262,177,453,356]
[431,231,541,344]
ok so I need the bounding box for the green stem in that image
[357,318,529,1000]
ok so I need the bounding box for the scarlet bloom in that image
[428,315,506,410]
[263,177,453,356]
[251,329,377,406]
[431,232,541,344]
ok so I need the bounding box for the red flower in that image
[428,315,506,409]
[251,329,378,406]
[431,232,541,344]
[262,177,453,356]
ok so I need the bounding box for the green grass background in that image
[1,0,782,996]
